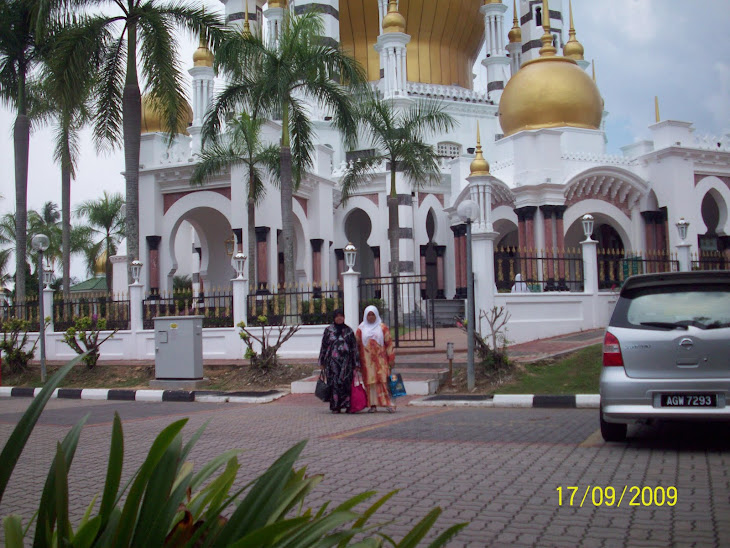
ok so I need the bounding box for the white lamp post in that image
[344,243,357,273]
[676,218,691,271]
[43,265,53,289]
[130,259,143,285]
[676,218,689,241]
[582,214,595,242]
[457,199,479,391]
[234,252,247,279]
[31,234,50,382]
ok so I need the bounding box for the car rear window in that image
[612,286,730,330]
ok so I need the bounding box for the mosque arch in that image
[338,197,381,248]
[695,176,730,237]
[564,167,648,217]
[343,207,376,277]
[563,199,633,251]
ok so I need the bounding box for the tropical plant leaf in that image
[394,508,442,548]
[226,516,310,548]
[3,515,25,548]
[97,413,123,530]
[53,443,70,548]
[425,522,469,548]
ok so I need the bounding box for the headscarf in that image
[332,309,346,334]
[359,305,384,346]
[511,273,529,293]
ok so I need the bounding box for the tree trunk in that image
[62,157,71,300]
[387,167,399,276]
[14,113,30,302]
[280,146,295,289]
[106,236,113,293]
[248,190,256,288]
[123,23,141,286]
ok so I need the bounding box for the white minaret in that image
[220,0,262,34]
[264,0,285,47]
[519,0,563,64]
[374,0,410,100]
[189,33,214,154]
[292,0,340,47]
[506,0,522,77]
[480,0,510,104]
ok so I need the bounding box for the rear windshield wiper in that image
[640,321,689,330]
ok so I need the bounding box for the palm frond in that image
[339,154,386,206]
[93,34,126,150]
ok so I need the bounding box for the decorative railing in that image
[597,249,678,289]
[691,251,729,271]
[143,289,233,329]
[494,247,584,292]
[0,299,41,331]
[247,282,341,326]
[406,82,492,104]
[53,294,130,332]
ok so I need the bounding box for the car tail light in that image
[603,331,624,366]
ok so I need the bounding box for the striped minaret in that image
[291,0,339,49]
[481,0,510,104]
[519,0,563,64]
[221,0,263,34]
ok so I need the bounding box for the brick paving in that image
[1,395,729,547]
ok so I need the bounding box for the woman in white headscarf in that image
[356,305,396,413]
[511,273,529,293]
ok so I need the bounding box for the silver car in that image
[599,271,730,441]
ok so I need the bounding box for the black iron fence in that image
[598,249,678,289]
[0,300,41,331]
[691,251,729,271]
[53,294,130,332]
[247,282,341,326]
[143,289,233,329]
[359,275,434,348]
[494,247,584,292]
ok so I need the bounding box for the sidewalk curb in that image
[0,386,287,404]
[409,394,600,408]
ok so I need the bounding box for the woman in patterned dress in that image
[318,309,360,413]
[356,305,396,413]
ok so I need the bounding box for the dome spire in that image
[243,0,251,35]
[382,0,406,33]
[563,0,584,60]
[192,8,214,67]
[470,122,490,176]
[538,0,557,56]
[592,59,596,82]
[655,96,660,123]
[508,0,521,43]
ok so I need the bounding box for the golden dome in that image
[341,1,484,89]
[382,0,406,33]
[192,35,214,67]
[498,56,603,136]
[470,122,490,176]
[94,250,107,277]
[508,0,521,43]
[141,95,193,135]
[563,0,584,60]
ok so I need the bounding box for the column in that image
[472,230,499,323]
[372,246,381,278]
[146,236,161,298]
[311,238,323,297]
[233,228,243,253]
[436,246,446,298]
[255,227,270,293]
[335,248,345,289]
[515,206,537,281]
[43,287,54,333]
[129,281,144,333]
[555,206,567,289]
[419,246,427,298]
[342,271,359,331]
[540,205,555,289]
[451,225,463,297]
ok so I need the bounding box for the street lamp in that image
[234,252,247,279]
[130,259,143,284]
[582,214,595,242]
[31,234,50,383]
[676,218,689,241]
[457,199,479,391]
[344,243,357,273]
[43,265,53,289]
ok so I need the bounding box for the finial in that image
[592,59,596,82]
[470,121,490,176]
[539,0,557,56]
[243,0,250,34]
[563,0,584,60]
[383,0,406,33]
[508,0,522,43]
[655,96,660,123]
[192,6,214,67]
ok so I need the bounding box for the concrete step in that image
[291,368,447,396]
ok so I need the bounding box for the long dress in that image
[318,324,360,412]
[356,323,395,408]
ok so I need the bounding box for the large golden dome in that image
[141,95,193,135]
[498,56,603,136]
[340,0,484,90]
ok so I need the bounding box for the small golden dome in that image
[563,0,584,61]
[141,95,194,136]
[483,0,502,4]
[94,250,107,277]
[508,0,521,43]
[268,0,287,7]
[192,36,214,67]
[470,122,490,176]
[382,0,406,33]
[498,55,603,136]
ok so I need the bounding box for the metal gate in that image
[358,275,435,348]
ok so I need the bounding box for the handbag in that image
[315,370,332,402]
[349,373,367,413]
[388,372,407,398]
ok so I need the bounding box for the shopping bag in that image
[349,374,367,413]
[388,372,406,397]
[315,370,332,402]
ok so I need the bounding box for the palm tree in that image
[0,0,48,302]
[46,0,224,283]
[192,112,280,286]
[75,192,125,291]
[204,11,366,289]
[28,201,62,268]
[340,98,456,275]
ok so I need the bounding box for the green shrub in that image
[0,319,40,373]
[0,356,467,547]
[62,316,117,369]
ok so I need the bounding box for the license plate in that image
[660,394,717,407]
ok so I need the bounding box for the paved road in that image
[1,395,729,547]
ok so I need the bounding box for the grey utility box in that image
[153,316,204,379]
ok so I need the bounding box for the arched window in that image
[535,6,542,27]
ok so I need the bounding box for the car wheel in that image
[600,409,627,442]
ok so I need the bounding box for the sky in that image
[1,0,729,280]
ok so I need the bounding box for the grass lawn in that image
[497,344,602,394]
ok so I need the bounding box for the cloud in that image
[704,61,730,134]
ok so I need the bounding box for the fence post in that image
[676,242,691,272]
[43,286,54,333]
[581,239,599,295]
[342,270,359,330]
[232,277,248,327]
[129,282,144,332]
[472,230,499,318]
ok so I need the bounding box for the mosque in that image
[122,0,730,304]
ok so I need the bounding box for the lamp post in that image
[582,214,595,242]
[31,234,50,382]
[676,218,689,241]
[676,218,691,271]
[130,259,143,284]
[457,199,479,391]
[234,252,247,279]
[344,242,357,273]
[342,243,358,329]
